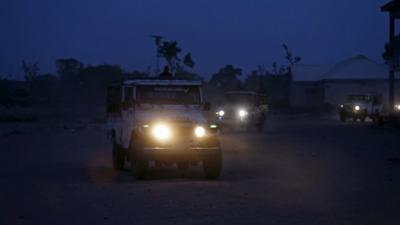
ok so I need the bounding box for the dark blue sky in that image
[0,0,391,79]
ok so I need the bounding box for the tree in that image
[55,58,83,80]
[282,44,302,68]
[21,61,39,81]
[157,40,182,71]
[183,53,195,69]
[152,37,196,72]
[209,64,242,90]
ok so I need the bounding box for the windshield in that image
[347,95,371,102]
[225,93,256,105]
[136,86,201,105]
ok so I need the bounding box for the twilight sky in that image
[0,0,392,79]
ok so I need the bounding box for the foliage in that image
[21,61,40,81]
[209,64,242,90]
[152,36,196,72]
[183,53,195,68]
[55,58,84,80]
[282,44,302,67]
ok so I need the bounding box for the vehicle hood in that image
[134,104,207,124]
[344,101,367,107]
[218,104,254,111]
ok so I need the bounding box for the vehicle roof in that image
[224,91,257,95]
[111,78,202,86]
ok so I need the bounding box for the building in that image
[291,55,400,111]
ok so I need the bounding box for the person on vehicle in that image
[159,66,173,78]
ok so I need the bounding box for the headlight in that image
[194,126,206,138]
[152,123,172,141]
[354,105,360,111]
[340,104,344,108]
[238,109,248,118]
[216,110,225,117]
[395,104,400,111]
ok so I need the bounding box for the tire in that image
[340,113,346,122]
[378,116,384,126]
[203,140,222,179]
[112,138,125,170]
[129,141,148,180]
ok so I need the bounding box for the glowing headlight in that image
[354,105,360,111]
[216,110,225,117]
[194,126,206,138]
[395,104,400,111]
[152,123,171,141]
[340,104,344,108]
[238,109,248,118]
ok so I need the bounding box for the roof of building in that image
[381,0,400,13]
[292,64,331,81]
[293,55,388,81]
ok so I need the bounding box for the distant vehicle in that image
[106,78,222,179]
[339,93,383,122]
[214,91,268,132]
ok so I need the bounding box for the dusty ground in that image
[1,115,400,225]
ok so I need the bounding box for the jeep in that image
[214,91,268,132]
[107,78,222,179]
[339,93,383,122]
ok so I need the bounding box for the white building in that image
[291,55,400,111]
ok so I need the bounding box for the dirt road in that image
[1,116,399,225]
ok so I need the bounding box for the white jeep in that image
[339,93,383,122]
[214,91,268,132]
[106,78,222,179]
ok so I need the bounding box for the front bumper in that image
[142,145,220,161]
[340,109,366,117]
[214,117,252,126]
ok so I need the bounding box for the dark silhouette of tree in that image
[282,44,302,68]
[183,53,195,69]
[55,58,83,80]
[152,37,196,72]
[210,64,242,90]
[21,61,39,81]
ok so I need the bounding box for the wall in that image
[323,79,400,107]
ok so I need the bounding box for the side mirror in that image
[203,102,211,111]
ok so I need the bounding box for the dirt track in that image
[1,116,400,225]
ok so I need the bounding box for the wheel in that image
[112,138,125,170]
[129,141,148,180]
[378,115,384,126]
[340,113,346,122]
[203,140,222,179]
